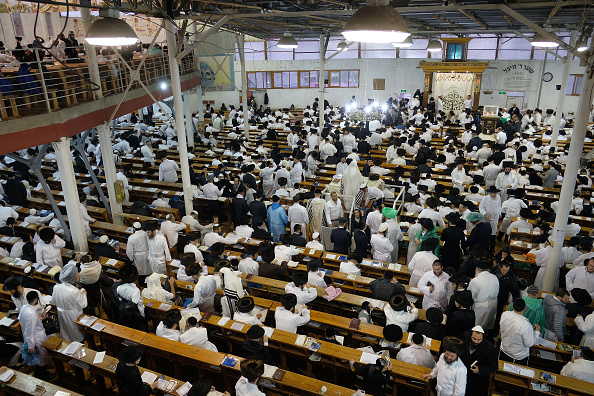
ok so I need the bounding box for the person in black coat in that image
[242,165,258,191]
[251,221,272,242]
[349,357,392,396]
[566,288,594,318]
[240,325,270,363]
[230,191,249,227]
[291,224,306,247]
[493,260,521,329]
[94,235,122,260]
[414,307,446,341]
[249,193,267,227]
[369,270,406,301]
[115,345,160,396]
[461,328,498,396]
[129,201,152,217]
[330,217,351,254]
[463,212,492,253]
[440,213,466,271]
[4,175,27,206]
[445,272,470,317]
[445,290,475,339]
[353,227,370,257]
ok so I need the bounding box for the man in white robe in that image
[417,261,453,311]
[19,291,52,377]
[479,186,502,248]
[52,263,87,342]
[126,223,151,277]
[289,158,303,187]
[340,161,364,212]
[180,316,218,351]
[382,207,402,263]
[397,332,436,369]
[408,238,440,287]
[371,223,394,262]
[288,195,309,238]
[468,260,500,329]
[495,165,518,202]
[158,154,179,182]
[145,222,171,274]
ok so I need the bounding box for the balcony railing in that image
[0,48,197,121]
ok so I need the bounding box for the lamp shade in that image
[85,17,138,46]
[278,32,298,49]
[337,40,349,51]
[530,33,559,48]
[342,5,410,43]
[426,39,442,52]
[392,36,413,48]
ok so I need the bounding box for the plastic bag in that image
[20,342,40,366]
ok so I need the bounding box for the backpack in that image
[108,281,148,331]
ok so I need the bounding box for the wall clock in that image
[543,72,553,82]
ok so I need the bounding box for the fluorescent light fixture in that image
[160,82,168,90]
[278,32,298,49]
[392,36,413,48]
[577,40,588,52]
[530,33,559,48]
[346,104,352,111]
[426,39,442,52]
[381,104,388,111]
[337,40,349,51]
[342,0,410,44]
[84,17,138,46]
[364,106,371,113]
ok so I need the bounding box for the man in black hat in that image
[240,325,270,363]
[258,248,288,280]
[560,347,594,383]
[111,265,147,331]
[415,307,446,341]
[187,379,227,396]
[494,260,521,330]
[445,272,470,317]
[249,194,267,230]
[422,336,467,395]
[236,358,265,395]
[385,293,418,332]
[461,326,498,395]
[495,162,517,201]
[441,212,465,270]
[274,293,310,333]
[115,345,158,395]
[234,296,264,326]
[446,290,475,339]
[348,356,392,395]
[369,270,406,302]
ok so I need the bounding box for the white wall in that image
[201,57,589,114]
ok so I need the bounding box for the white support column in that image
[237,34,250,139]
[97,123,124,224]
[319,34,326,132]
[189,22,204,123]
[52,137,88,252]
[183,90,194,148]
[166,20,195,216]
[542,36,594,292]
[80,7,103,99]
[550,31,578,147]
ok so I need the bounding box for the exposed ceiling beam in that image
[432,15,464,29]
[498,4,585,61]
[176,15,231,60]
[458,9,489,30]
[544,1,564,26]
[512,30,562,60]
[183,1,594,20]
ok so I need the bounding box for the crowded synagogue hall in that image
[1,0,594,395]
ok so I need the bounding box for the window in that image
[246,69,358,89]
[567,74,584,96]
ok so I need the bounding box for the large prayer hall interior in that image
[1,0,594,395]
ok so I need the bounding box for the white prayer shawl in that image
[408,251,439,287]
[52,283,87,342]
[468,270,500,329]
[141,273,174,303]
[341,161,364,211]
[180,327,218,351]
[221,267,245,318]
[127,230,151,276]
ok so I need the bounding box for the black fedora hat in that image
[118,345,144,363]
[119,265,139,284]
[389,293,408,311]
[456,290,474,308]
[237,296,255,313]
[449,272,469,285]
[246,325,265,339]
